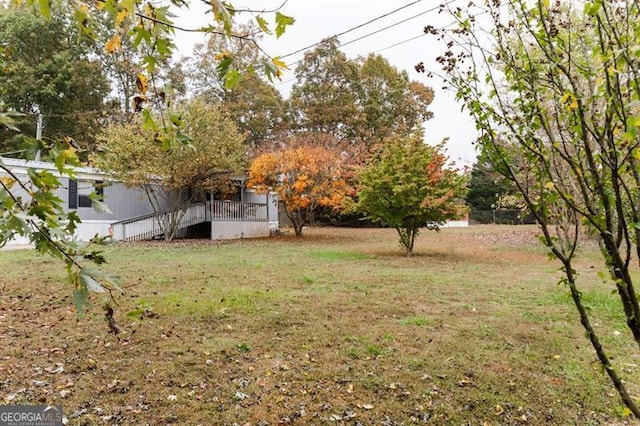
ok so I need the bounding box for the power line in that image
[339,4,443,51]
[275,32,428,87]
[274,8,475,88]
[374,33,426,55]
[280,0,456,69]
[279,0,425,59]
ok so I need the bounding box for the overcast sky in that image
[174,0,478,166]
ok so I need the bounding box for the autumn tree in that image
[432,0,640,416]
[289,37,363,142]
[356,54,434,146]
[355,134,466,256]
[93,98,246,240]
[248,141,349,237]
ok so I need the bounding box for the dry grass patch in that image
[0,225,637,425]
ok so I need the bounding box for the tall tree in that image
[93,98,247,241]
[186,25,287,149]
[289,37,364,142]
[466,153,512,221]
[355,135,466,256]
[289,38,434,151]
[357,54,434,146]
[431,0,640,417]
[0,4,109,153]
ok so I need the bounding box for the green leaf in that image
[79,270,106,293]
[263,61,278,82]
[216,55,234,81]
[132,27,152,48]
[66,210,82,234]
[142,109,159,131]
[89,192,112,214]
[53,148,80,173]
[73,288,90,317]
[80,265,122,292]
[224,69,242,89]
[126,307,145,319]
[275,12,295,38]
[38,0,51,18]
[255,16,271,34]
[176,129,193,145]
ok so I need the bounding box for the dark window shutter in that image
[68,179,78,209]
[96,181,104,200]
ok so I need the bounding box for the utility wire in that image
[280,0,456,69]
[280,3,450,73]
[374,33,426,54]
[339,5,441,50]
[275,8,480,88]
[276,31,427,87]
[279,0,425,59]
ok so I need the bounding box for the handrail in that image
[211,201,268,222]
[111,202,210,242]
[110,200,269,241]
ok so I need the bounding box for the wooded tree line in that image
[0,6,433,157]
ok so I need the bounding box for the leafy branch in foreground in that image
[429,0,640,417]
[0,145,122,314]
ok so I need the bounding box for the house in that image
[0,157,278,246]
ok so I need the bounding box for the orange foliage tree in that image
[249,144,348,237]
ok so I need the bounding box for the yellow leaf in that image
[272,56,289,71]
[569,98,578,110]
[105,34,121,53]
[136,73,149,94]
[214,51,231,61]
[0,176,16,189]
[560,93,570,103]
[115,9,129,27]
[545,181,555,190]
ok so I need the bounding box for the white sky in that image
[174,0,478,166]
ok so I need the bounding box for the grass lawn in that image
[0,225,638,425]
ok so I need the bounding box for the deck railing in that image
[110,201,268,241]
[110,201,211,241]
[211,201,268,222]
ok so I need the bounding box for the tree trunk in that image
[285,209,306,237]
[562,259,640,418]
[396,227,416,256]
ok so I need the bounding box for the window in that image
[69,180,104,209]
